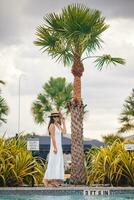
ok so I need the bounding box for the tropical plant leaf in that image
[0,96,9,126]
[94,55,125,70]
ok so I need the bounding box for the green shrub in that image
[85,141,134,186]
[0,136,46,186]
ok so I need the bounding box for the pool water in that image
[0,194,134,200]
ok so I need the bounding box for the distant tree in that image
[31,77,73,124]
[102,133,124,145]
[118,89,134,133]
[0,97,9,125]
[0,80,9,126]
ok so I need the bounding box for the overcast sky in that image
[0,0,134,140]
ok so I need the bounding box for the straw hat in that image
[48,109,60,117]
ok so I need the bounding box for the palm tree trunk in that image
[73,76,81,101]
[70,98,86,184]
[69,60,86,185]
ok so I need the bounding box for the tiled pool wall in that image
[0,187,134,196]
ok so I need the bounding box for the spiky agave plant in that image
[85,141,134,186]
[0,136,46,186]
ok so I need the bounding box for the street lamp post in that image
[17,74,26,133]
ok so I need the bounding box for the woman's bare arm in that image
[49,124,57,153]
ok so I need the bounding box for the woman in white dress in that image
[43,110,67,187]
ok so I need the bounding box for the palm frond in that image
[118,123,134,133]
[34,27,58,50]
[94,54,126,70]
[0,96,9,126]
[0,80,6,85]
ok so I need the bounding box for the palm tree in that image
[0,80,5,94]
[102,133,124,145]
[31,77,72,123]
[0,80,9,126]
[118,89,134,133]
[34,4,125,184]
[0,97,9,125]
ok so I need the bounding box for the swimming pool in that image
[0,187,134,200]
[0,194,134,200]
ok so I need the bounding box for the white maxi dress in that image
[43,125,64,180]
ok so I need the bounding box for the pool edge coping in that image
[0,186,134,191]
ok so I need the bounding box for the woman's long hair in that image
[48,116,54,135]
[48,116,61,135]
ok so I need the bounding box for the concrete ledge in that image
[0,186,134,190]
[0,186,133,196]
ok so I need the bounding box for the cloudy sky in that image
[0,0,134,140]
